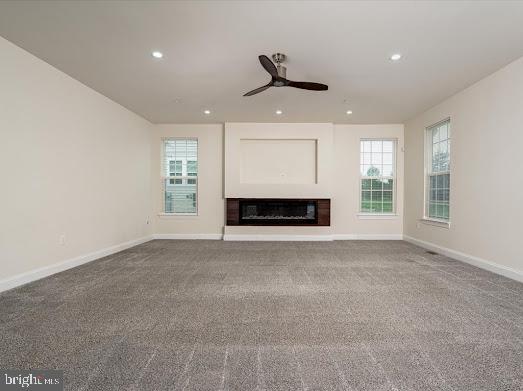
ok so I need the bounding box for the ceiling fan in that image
[243,53,328,96]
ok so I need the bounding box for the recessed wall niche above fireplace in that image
[226,199,330,226]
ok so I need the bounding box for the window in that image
[425,119,450,221]
[360,139,396,214]
[162,139,198,214]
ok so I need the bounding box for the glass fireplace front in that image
[239,199,317,225]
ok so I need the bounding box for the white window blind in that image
[360,139,396,213]
[425,120,450,221]
[162,139,198,214]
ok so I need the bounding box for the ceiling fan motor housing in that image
[272,53,286,64]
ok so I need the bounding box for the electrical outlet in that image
[146,219,150,225]
[59,234,66,246]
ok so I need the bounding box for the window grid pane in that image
[428,173,449,220]
[164,179,197,214]
[430,122,450,174]
[360,139,395,213]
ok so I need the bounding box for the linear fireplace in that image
[226,199,330,226]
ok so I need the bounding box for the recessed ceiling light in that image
[390,53,402,61]
[346,110,353,115]
[203,109,211,115]
[275,110,283,115]
[152,51,163,59]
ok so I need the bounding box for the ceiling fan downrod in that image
[272,53,287,79]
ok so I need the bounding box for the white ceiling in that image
[1,1,523,124]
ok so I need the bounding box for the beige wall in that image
[151,124,403,239]
[154,122,404,239]
[404,56,523,278]
[0,37,153,285]
[152,124,225,236]
[333,124,404,238]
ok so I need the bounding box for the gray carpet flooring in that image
[1,240,522,390]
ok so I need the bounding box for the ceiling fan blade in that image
[287,81,328,91]
[243,83,272,96]
[258,55,278,78]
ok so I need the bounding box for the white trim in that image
[404,235,523,283]
[333,234,403,240]
[223,234,334,241]
[152,233,223,240]
[355,234,403,240]
[0,235,154,293]
[331,234,357,240]
[223,234,403,241]
[419,218,450,228]
[357,213,399,220]
[427,117,451,129]
[158,213,199,217]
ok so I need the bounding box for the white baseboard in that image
[223,234,334,241]
[333,234,403,240]
[223,233,403,241]
[403,235,523,283]
[12,232,516,294]
[152,233,224,240]
[0,235,154,293]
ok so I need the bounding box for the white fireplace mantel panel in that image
[225,123,333,198]
[240,139,318,185]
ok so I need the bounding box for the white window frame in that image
[358,138,397,216]
[161,138,198,216]
[423,118,450,225]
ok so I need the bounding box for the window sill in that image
[357,213,399,220]
[158,213,198,218]
[419,218,450,228]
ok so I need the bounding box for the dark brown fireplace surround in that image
[226,198,330,226]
